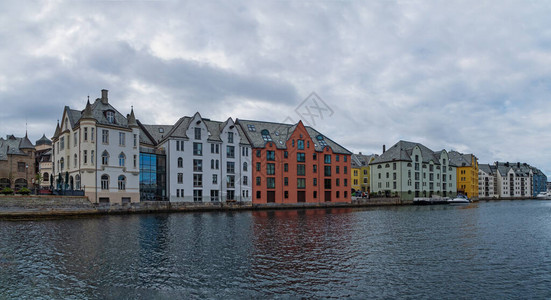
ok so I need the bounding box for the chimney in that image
[383,145,386,153]
[101,89,108,104]
[517,162,520,168]
[359,152,362,155]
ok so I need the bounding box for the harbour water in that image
[1,200,551,299]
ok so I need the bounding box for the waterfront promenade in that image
[0,195,406,218]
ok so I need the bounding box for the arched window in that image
[102,151,109,165]
[178,157,183,168]
[118,175,126,190]
[101,174,109,190]
[69,176,74,190]
[210,159,214,169]
[0,178,10,188]
[243,162,248,171]
[260,129,272,142]
[75,174,81,190]
[15,178,27,189]
[119,152,126,167]
[43,173,49,182]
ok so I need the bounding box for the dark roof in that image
[479,164,494,174]
[371,140,441,164]
[235,119,351,155]
[351,153,378,168]
[36,134,52,146]
[0,135,34,161]
[448,151,475,167]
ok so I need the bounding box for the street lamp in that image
[25,164,28,189]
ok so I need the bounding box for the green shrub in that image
[17,187,31,195]
[1,187,14,195]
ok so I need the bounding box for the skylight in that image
[247,124,256,132]
[261,129,272,142]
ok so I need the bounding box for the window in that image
[344,166,347,174]
[393,163,396,170]
[267,178,275,189]
[256,177,261,186]
[102,151,109,165]
[324,179,331,189]
[284,163,288,172]
[297,164,305,176]
[60,137,64,150]
[118,175,126,190]
[226,175,235,188]
[211,159,215,169]
[91,128,95,142]
[178,157,183,168]
[18,162,25,172]
[336,166,340,174]
[284,191,289,198]
[344,179,348,187]
[74,154,77,167]
[101,130,109,144]
[324,166,331,176]
[256,162,261,171]
[267,163,275,175]
[193,143,203,155]
[228,132,234,143]
[83,150,88,164]
[336,155,340,162]
[84,128,88,141]
[336,179,340,186]
[267,151,275,161]
[216,160,219,169]
[243,176,248,185]
[261,129,272,141]
[298,140,304,150]
[313,165,317,173]
[119,132,125,146]
[134,155,137,168]
[284,177,288,186]
[101,174,109,190]
[248,124,256,132]
[313,153,317,160]
[313,178,317,186]
[243,162,248,171]
[227,146,235,158]
[118,153,126,167]
[178,173,183,184]
[324,155,331,164]
[227,162,235,174]
[195,127,201,140]
[193,174,202,187]
[297,153,305,162]
[256,150,261,158]
[193,159,203,172]
[91,150,94,164]
[75,174,80,189]
[284,151,288,159]
[74,132,78,147]
[211,190,219,202]
[193,189,202,202]
[297,178,306,189]
[344,156,347,162]
[213,174,217,184]
[133,134,137,147]
[106,111,115,124]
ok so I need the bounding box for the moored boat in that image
[447,194,471,205]
[536,192,551,200]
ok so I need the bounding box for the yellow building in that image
[449,151,479,199]
[351,153,378,194]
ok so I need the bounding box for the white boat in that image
[447,194,471,204]
[536,192,551,200]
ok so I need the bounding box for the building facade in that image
[478,164,497,199]
[448,151,479,199]
[0,134,35,190]
[236,119,352,204]
[139,112,252,202]
[52,89,140,204]
[35,134,53,189]
[351,153,377,193]
[530,166,547,197]
[370,141,457,200]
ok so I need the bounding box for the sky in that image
[1,0,551,175]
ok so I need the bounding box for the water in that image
[1,201,551,299]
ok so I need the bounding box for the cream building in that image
[52,90,140,204]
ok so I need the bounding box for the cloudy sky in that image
[1,0,551,175]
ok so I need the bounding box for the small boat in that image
[536,192,551,200]
[447,194,471,205]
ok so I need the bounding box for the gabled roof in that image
[479,164,494,175]
[448,151,474,167]
[351,153,378,168]
[371,140,441,164]
[0,134,34,161]
[236,119,351,154]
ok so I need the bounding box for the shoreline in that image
[0,195,407,219]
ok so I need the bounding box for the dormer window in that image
[261,129,272,142]
[105,111,115,124]
[159,128,164,133]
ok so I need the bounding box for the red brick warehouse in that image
[236,119,351,204]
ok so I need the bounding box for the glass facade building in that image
[139,152,167,201]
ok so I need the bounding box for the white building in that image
[370,141,457,200]
[478,164,496,199]
[139,112,252,202]
[52,90,140,204]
